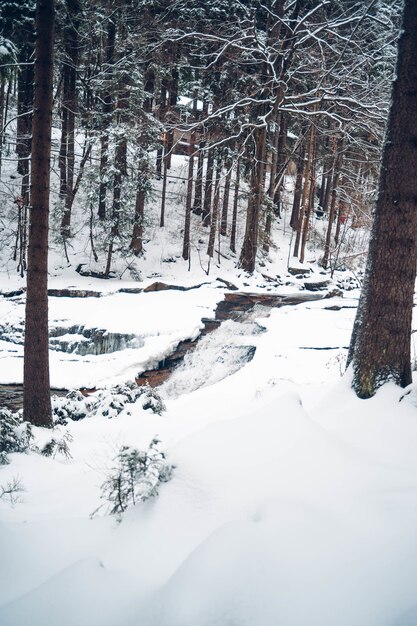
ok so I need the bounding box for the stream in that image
[0,289,333,411]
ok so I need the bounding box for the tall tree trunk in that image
[202,145,215,227]
[293,121,315,259]
[207,154,222,258]
[192,138,204,214]
[182,131,195,261]
[16,44,34,177]
[131,157,150,256]
[23,0,54,427]
[299,126,317,264]
[105,80,128,277]
[220,155,233,236]
[347,0,417,398]
[230,158,240,254]
[321,142,343,269]
[239,125,267,273]
[98,14,116,220]
[289,138,306,229]
[60,0,80,236]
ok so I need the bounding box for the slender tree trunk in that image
[220,155,232,236]
[182,131,195,261]
[230,158,240,253]
[60,4,79,236]
[293,121,315,258]
[299,127,317,264]
[131,157,149,256]
[202,146,215,227]
[23,0,54,427]
[105,80,128,277]
[156,82,168,178]
[348,0,417,398]
[192,138,204,214]
[160,138,168,227]
[289,138,306,229]
[207,155,222,258]
[239,125,267,273]
[16,45,34,177]
[321,143,343,269]
[98,14,116,220]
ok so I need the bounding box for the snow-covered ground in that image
[1,136,417,626]
[2,286,417,626]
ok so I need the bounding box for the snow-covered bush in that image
[0,409,33,465]
[52,390,91,425]
[93,382,165,418]
[97,438,173,516]
[53,383,166,423]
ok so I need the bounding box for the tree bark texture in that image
[347,0,417,398]
[23,0,54,427]
[239,126,267,273]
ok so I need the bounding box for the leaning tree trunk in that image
[23,0,54,427]
[347,0,417,398]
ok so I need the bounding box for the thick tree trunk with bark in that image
[347,0,417,398]
[23,0,54,427]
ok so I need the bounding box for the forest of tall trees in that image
[0,0,400,275]
[1,0,413,413]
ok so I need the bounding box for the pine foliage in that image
[97,438,173,516]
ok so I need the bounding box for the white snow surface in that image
[1,290,417,626]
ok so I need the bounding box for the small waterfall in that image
[161,319,263,399]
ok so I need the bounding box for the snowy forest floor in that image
[1,149,417,626]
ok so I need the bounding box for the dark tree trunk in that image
[230,158,240,254]
[182,131,195,261]
[23,0,54,428]
[192,138,205,214]
[293,121,315,258]
[239,126,267,273]
[98,14,116,220]
[202,146,215,227]
[220,155,233,236]
[131,157,150,256]
[321,147,343,269]
[156,81,168,178]
[105,80,128,277]
[16,44,34,177]
[289,138,306,229]
[348,0,417,398]
[299,127,317,264]
[207,155,222,258]
[60,0,80,236]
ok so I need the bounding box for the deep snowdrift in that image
[1,295,417,626]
